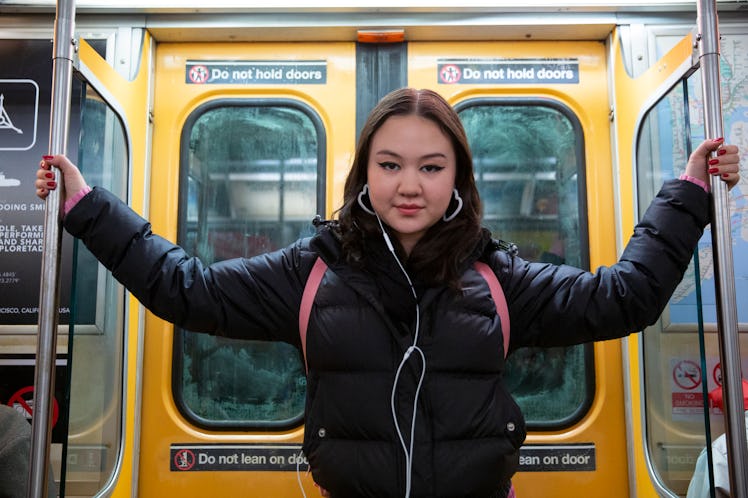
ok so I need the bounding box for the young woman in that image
[36,88,740,498]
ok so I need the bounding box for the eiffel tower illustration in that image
[0,94,23,134]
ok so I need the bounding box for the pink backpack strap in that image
[476,256,516,498]
[299,257,328,373]
[299,259,510,369]
[473,261,510,359]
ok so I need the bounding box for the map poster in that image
[660,28,748,327]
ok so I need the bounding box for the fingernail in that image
[45,172,54,179]
[47,181,56,188]
[713,137,724,143]
[42,155,54,160]
[722,173,730,178]
[709,168,719,174]
[718,148,727,156]
[708,158,720,165]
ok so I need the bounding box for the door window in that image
[458,99,593,427]
[67,80,129,495]
[175,100,324,428]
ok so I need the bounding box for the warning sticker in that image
[672,391,704,411]
[170,444,309,472]
[1,359,67,444]
[185,60,327,85]
[7,385,59,428]
[437,58,579,85]
[171,442,595,472]
[670,358,705,419]
[672,359,701,390]
[518,443,595,472]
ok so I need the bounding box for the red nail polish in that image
[722,173,730,178]
[47,181,56,188]
[718,148,727,156]
[713,137,724,143]
[43,155,54,160]
[708,158,720,165]
[709,168,719,174]
[45,172,54,179]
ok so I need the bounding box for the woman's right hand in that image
[36,155,89,202]
[685,138,741,190]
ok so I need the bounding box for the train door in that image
[0,26,150,497]
[408,41,620,497]
[133,41,356,497]
[67,32,152,498]
[613,25,748,497]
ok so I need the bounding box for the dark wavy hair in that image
[336,88,483,288]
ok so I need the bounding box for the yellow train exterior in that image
[0,3,746,497]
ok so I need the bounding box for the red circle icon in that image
[7,386,59,428]
[439,64,462,84]
[713,363,722,387]
[673,360,701,390]
[188,65,209,84]
[174,449,196,471]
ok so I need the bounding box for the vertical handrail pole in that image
[29,0,76,496]
[696,1,748,497]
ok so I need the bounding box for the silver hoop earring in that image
[442,189,463,222]
[357,184,376,215]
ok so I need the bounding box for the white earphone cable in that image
[376,214,426,498]
[296,450,308,498]
[297,203,428,498]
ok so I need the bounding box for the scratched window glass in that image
[176,101,324,428]
[459,100,593,428]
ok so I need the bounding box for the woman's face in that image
[366,114,457,255]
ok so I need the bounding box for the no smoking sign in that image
[7,385,59,427]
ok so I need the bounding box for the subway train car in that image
[0,1,746,497]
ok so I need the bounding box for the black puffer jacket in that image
[63,179,709,498]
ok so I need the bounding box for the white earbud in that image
[357,184,376,215]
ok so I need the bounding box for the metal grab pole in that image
[30,0,76,497]
[696,1,748,497]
